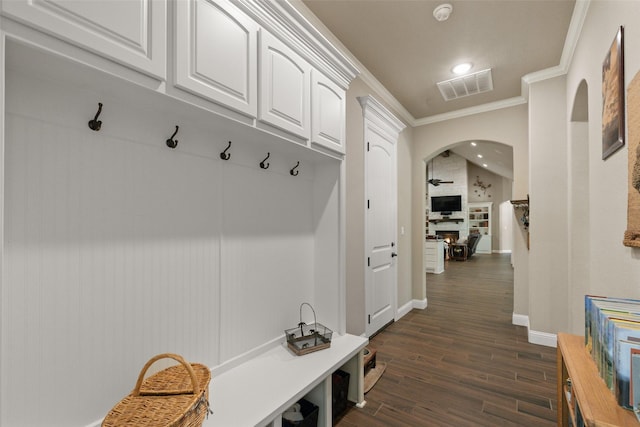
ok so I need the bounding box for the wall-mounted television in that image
[431,195,462,215]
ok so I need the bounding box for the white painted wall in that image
[528,75,569,338]
[499,201,514,253]
[561,1,640,335]
[467,162,511,251]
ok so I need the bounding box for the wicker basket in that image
[102,353,211,427]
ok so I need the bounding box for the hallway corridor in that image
[336,254,557,426]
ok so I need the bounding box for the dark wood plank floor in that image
[336,254,557,426]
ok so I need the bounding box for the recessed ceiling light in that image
[477,154,483,158]
[482,163,488,168]
[452,62,472,75]
[470,142,477,147]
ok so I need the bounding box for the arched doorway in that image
[411,105,528,319]
[568,80,590,334]
[423,140,514,267]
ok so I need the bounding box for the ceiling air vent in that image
[437,68,493,101]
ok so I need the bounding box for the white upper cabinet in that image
[1,0,166,79]
[175,0,257,118]
[311,70,346,155]
[258,29,311,140]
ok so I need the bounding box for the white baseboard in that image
[529,330,557,348]
[397,300,413,319]
[512,313,529,327]
[494,249,512,254]
[512,313,557,348]
[413,298,428,310]
[84,419,103,427]
[396,298,428,320]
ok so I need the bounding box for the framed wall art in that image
[602,26,625,160]
[624,71,640,247]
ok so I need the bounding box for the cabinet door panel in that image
[1,0,166,79]
[312,71,345,154]
[175,0,257,117]
[259,30,310,140]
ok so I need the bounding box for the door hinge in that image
[367,257,370,267]
[367,199,370,209]
[368,314,371,324]
[367,142,370,152]
[391,242,395,247]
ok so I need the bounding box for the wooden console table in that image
[557,333,638,426]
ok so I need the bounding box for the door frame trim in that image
[358,95,405,338]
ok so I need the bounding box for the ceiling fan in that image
[428,157,454,186]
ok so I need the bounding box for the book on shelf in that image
[584,295,640,411]
[632,352,640,421]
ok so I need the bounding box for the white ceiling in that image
[297,0,577,179]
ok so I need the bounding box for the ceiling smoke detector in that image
[433,3,452,22]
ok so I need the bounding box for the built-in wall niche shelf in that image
[428,217,465,224]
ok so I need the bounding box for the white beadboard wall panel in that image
[2,43,342,427]
[3,71,222,426]
[311,162,342,333]
[219,164,315,362]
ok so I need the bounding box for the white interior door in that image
[365,125,397,337]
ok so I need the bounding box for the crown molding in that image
[558,0,590,72]
[234,0,360,89]
[356,69,415,126]
[286,0,590,128]
[414,96,527,126]
[410,0,590,126]
[358,95,406,140]
[520,1,590,89]
[288,0,414,127]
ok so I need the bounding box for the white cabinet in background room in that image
[259,29,311,140]
[311,70,346,155]
[175,0,257,117]
[424,239,444,274]
[468,202,492,254]
[1,0,167,79]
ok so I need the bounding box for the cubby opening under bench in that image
[204,334,368,427]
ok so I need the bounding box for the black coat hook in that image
[220,141,232,160]
[166,125,179,149]
[260,152,270,169]
[290,161,300,176]
[88,102,103,131]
